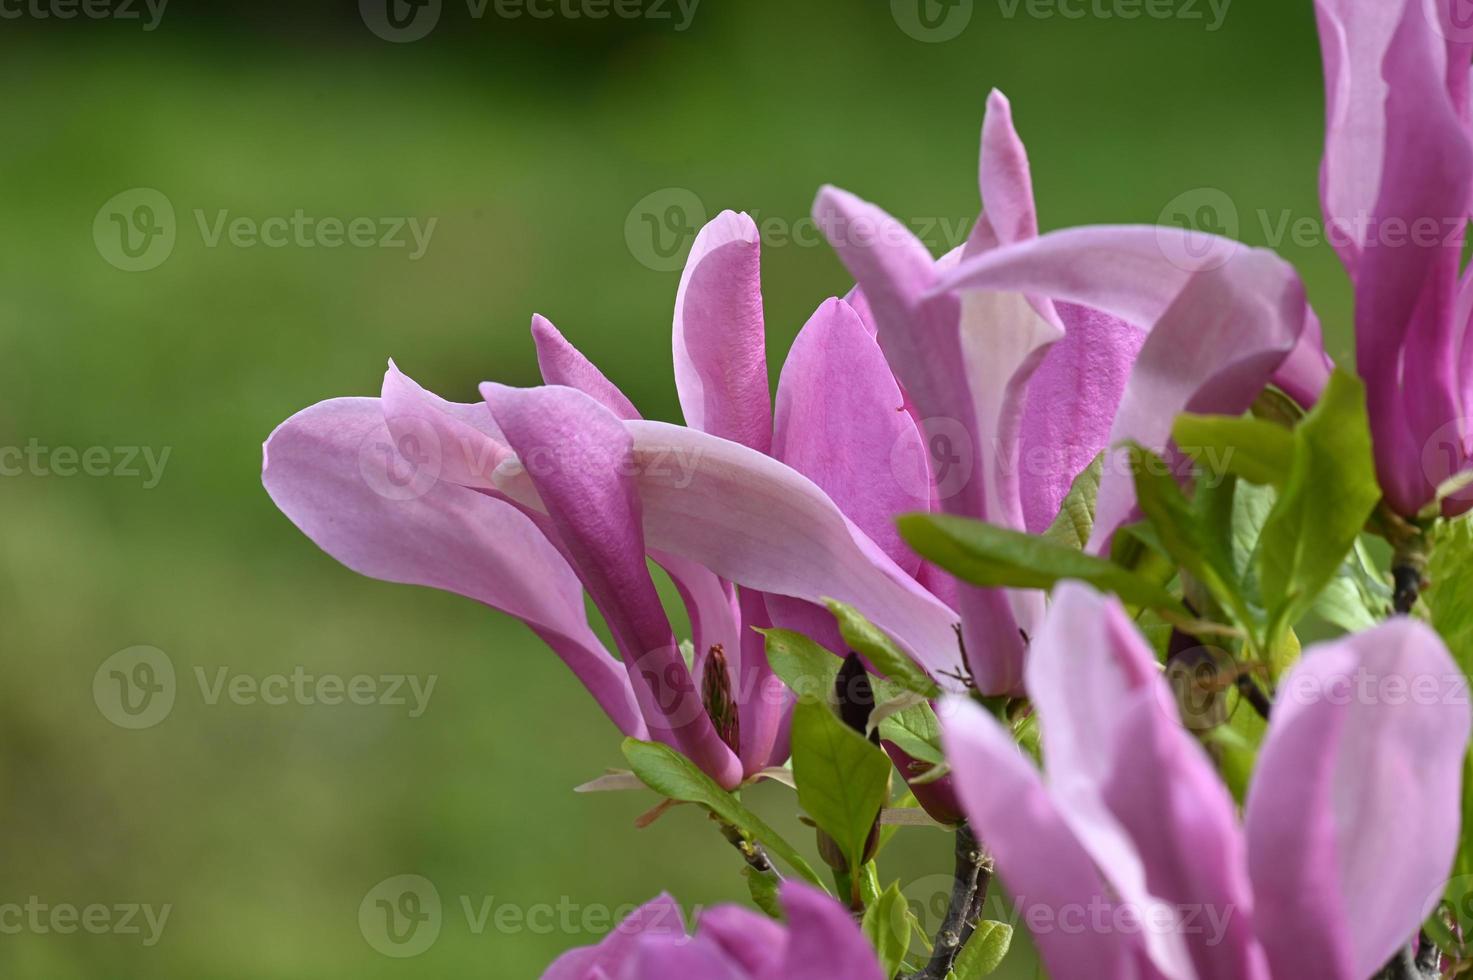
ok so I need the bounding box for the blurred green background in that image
[0,0,1350,976]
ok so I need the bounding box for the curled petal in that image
[495,421,966,685]
[262,397,644,738]
[673,211,772,453]
[531,314,642,420]
[935,225,1311,550]
[381,361,512,491]
[484,383,741,788]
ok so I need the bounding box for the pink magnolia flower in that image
[942,583,1469,979]
[819,90,1328,695]
[542,881,884,980]
[1314,0,1473,516]
[261,226,958,789]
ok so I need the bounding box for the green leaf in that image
[898,513,1189,616]
[878,699,946,766]
[1127,445,1258,638]
[1172,413,1295,488]
[1311,568,1380,634]
[1257,371,1381,648]
[791,699,892,872]
[825,599,941,698]
[742,865,783,919]
[761,628,843,703]
[1430,519,1473,677]
[861,882,911,978]
[1428,518,1473,931]
[1042,452,1104,550]
[621,739,826,887]
[951,920,1014,978]
[1229,480,1276,608]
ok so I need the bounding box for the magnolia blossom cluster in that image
[262,0,1473,976]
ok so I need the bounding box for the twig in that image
[1393,562,1424,616]
[1234,673,1273,721]
[716,819,781,878]
[906,823,990,979]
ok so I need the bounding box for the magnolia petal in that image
[1104,690,1267,980]
[531,314,642,420]
[1024,584,1196,978]
[772,296,929,575]
[771,881,886,980]
[261,397,645,738]
[656,550,741,680]
[696,905,786,975]
[977,89,1039,249]
[1017,303,1144,535]
[814,184,1028,693]
[1353,0,1473,515]
[618,935,748,980]
[1314,0,1412,272]
[497,420,965,685]
[483,383,742,788]
[942,697,1139,980]
[673,211,772,453]
[381,361,512,490]
[630,421,965,685]
[1270,308,1334,408]
[1246,620,1471,979]
[733,587,789,775]
[934,225,1310,551]
[542,894,687,980]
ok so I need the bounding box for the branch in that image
[716,819,781,878]
[907,823,991,980]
